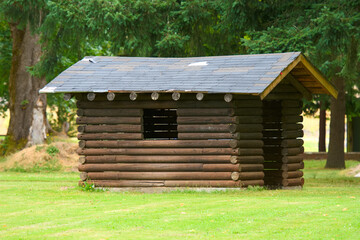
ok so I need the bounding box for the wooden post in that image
[87,93,96,101]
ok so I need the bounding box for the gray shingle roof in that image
[40,52,301,94]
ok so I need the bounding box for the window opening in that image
[143,109,178,139]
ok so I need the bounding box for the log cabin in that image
[40,52,337,189]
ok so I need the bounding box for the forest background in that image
[0,0,359,168]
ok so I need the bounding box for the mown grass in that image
[0,160,359,240]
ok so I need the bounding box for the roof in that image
[40,52,337,99]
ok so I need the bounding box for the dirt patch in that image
[0,140,78,172]
[344,164,360,177]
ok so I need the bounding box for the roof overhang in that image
[259,53,338,100]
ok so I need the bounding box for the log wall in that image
[77,93,264,188]
[262,82,305,188]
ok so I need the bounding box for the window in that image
[143,109,178,139]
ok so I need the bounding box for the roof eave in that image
[259,53,338,100]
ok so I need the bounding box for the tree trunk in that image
[6,23,47,152]
[318,101,326,152]
[326,76,345,169]
[347,116,353,152]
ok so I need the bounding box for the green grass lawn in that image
[0,161,359,240]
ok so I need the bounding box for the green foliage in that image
[79,180,107,192]
[47,94,77,134]
[0,20,11,117]
[241,0,360,116]
[46,145,59,156]
[1,0,359,138]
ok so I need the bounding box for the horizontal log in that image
[281,139,304,148]
[78,133,143,140]
[263,115,303,123]
[263,123,303,131]
[282,130,304,139]
[177,108,232,116]
[263,162,304,171]
[77,100,262,109]
[84,139,262,149]
[84,171,238,180]
[230,156,264,164]
[178,124,229,133]
[229,124,263,133]
[164,180,242,187]
[263,146,305,155]
[76,116,142,125]
[240,180,264,187]
[144,109,177,116]
[80,180,165,187]
[265,177,304,187]
[263,108,302,116]
[238,171,264,180]
[80,179,265,188]
[264,170,303,179]
[263,155,303,163]
[78,124,142,133]
[177,116,263,124]
[77,148,239,155]
[263,130,303,139]
[263,139,304,148]
[228,140,264,148]
[79,140,236,149]
[283,178,304,186]
[178,132,263,140]
[79,163,246,172]
[177,108,263,117]
[77,109,142,117]
[283,156,303,163]
[83,155,235,164]
[283,147,305,155]
[238,164,264,172]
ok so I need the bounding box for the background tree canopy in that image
[0,0,359,167]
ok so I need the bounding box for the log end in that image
[107,92,115,101]
[79,156,86,164]
[80,172,88,181]
[79,140,86,149]
[230,156,239,164]
[229,124,237,133]
[77,109,84,116]
[229,140,239,149]
[64,93,72,101]
[231,172,240,181]
[78,125,85,133]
